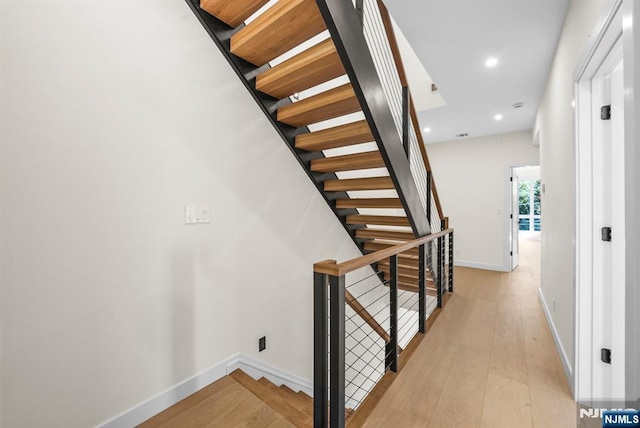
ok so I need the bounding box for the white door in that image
[511,172,519,270]
[591,58,625,401]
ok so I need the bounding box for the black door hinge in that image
[510,176,513,182]
[601,348,611,364]
[602,227,612,242]
[510,214,513,219]
[601,105,611,120]
[510,251,513,256]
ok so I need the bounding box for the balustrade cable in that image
[315,228,453,427]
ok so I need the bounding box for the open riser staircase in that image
[186,0,455,426]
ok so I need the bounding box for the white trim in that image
[454,259,507,272]
[574,0,630,403]
[503,163,541,273]
[226,354,313,396]
[575,0,624,80]
[503,167,515,272]
[539,288,574,387]
[97,354,312,428]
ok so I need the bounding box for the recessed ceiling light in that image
[494,114,503,121]
[423,127,431,133]
[485,57,498,68]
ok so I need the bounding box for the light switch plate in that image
[185,205,210,225]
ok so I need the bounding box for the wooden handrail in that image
[377,0,407,87]
[314,228,453,276]
[345,290,391,343]
[376,0,445,221]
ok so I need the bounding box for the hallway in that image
[363,238,576,427]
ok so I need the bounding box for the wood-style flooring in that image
[362,237,577,427]
[139,376,293,427]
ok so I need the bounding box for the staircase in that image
[184,0,453,426]
[140,369,349,427]
[189,0,443,286]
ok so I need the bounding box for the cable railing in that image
[314,229,454,427]
[360,0,447,232]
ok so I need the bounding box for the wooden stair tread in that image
[378,265,420,279]
[200,0,270,27]
[278,83,361,127]
[383,280,437,295]
[256,38,345,99]
[279,385,312,414]
[231,0,326,66]
[356,228,415,242]
[346,215,410,227]
[256,378,312,419]
[364,240,418,255]
[382,271,436,286]
[139,376,293,427]
[296,390,313,406]
[324,176,394,192]
[378,258,418,266]
[230,370,313,427]
[378,259,436,279]
[296,120,373,151]
[310,151,384,173]
[336,198,402,209]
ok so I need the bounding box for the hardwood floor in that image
[139,376,293,428]
[362,237,577,427]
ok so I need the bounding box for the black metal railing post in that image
[402,86,410,159]
[418,244,426,333]
[329,274,346,428]
[426,171,432,225]
[436,235,443,308]
[355,0,364,26]
[313,272,329,428]
[448,231,454,293]
[385,255,399,372]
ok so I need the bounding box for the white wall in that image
[427,131,539,271]
[0,1,363,426]
[534,0,607,378]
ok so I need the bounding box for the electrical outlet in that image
[259,336,266,352]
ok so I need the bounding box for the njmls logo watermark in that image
[578,401,640,427]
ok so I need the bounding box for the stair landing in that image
[140,371,310,427]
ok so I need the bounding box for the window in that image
[518,179,541,232]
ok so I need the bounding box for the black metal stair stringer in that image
[316,0,432,238]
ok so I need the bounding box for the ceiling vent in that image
[513,102,524,109]
[456,133,469,138]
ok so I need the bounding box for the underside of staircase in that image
[187,0,439,289]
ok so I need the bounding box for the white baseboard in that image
[97,354,312,428]
[226,354,313,396]
[538,288,575,390]
[455,259,508,272]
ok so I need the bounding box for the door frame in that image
[574,0,640,404]
[503,164,540,272]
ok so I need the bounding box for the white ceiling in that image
[385,0,571,144]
